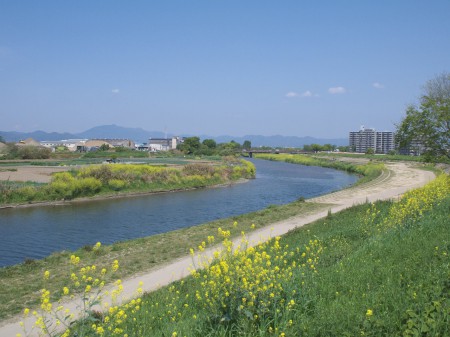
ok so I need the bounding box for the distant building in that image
[349,126,395,154]
[349,127,377,153]
[40,139,87,152]
[148,137,184,152]
[375,131,395,154]
[135,143,150,151]
[80,139,135,152]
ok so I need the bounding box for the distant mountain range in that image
[0,124,348,147]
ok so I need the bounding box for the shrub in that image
[17,186,37,201]
[182,163,216,177]
[74,177,102,196]
[46,180,74,200]
[17,146,52,159]
[108,179,126,191]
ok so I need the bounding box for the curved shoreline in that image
[0,161,436,336]
[0,178,250,210]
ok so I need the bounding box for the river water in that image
[0,159,357,267]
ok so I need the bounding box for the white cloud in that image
[301,90,313,97]
[328,86,346,94]
[285,91,299,98]
[111,89,120,94]
[373,82,384,89]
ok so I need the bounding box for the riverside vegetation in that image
[255,153,385,185]
[0,158,255,206]
[16,173,449,336]
[0,154,379,320]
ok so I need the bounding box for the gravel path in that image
[0,162,435,337]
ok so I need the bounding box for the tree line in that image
[177,137,252,156]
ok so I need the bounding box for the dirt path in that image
[0,162,435,337]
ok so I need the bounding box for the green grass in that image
[42,175,447,337]
[7,174,449,336]
[0,199,326,321]
[104,184,449,336]
[311,151,450,164]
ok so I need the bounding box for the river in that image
[0,159,358,267]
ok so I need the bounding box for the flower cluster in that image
[188,229,324,333]
[362,174,449,234]
[20,244,123,337]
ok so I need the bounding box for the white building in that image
[349,126,395,154]
[40,139,87,152]
[148,137,184,152]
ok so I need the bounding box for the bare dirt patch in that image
[0,166,70,183]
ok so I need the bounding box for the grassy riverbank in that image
[0,159,255,206]
[255,153,385,185]
[1,154,383,321]
[0,199,327,321]
[18,174,450,336]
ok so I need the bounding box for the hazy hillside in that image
[0,125,348,147]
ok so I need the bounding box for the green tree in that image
[365,148,375,155]
[230,140,241,149]
[396,72,450,160]
[17,146,51,159]
[311,144,323,152]
[0,135,5,143]
[323,143,336,151]
[303,144,313,152]
[202,139,217,149]
[243,140,252,150]
[178,137,201,154]
[99,143,110,151]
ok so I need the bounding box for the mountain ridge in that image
[0,124,348,147]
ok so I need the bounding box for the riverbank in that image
[0,161,435,336]
[0,159,256,208]
[0,177,250,210]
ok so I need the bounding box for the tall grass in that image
[0,160,256,205]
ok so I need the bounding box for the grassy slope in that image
[123,193,449,336]
[7,168,448,336]
[281,198,450,336]
[0,200,326,321]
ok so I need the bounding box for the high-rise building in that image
[349,127,376,153]
[349,126,395,154]
[376,131,395,154]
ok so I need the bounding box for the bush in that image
[108,179,126,191]
[182,163,216,177]
[74,177,102,196]
[17,186,37,201]
[17,146,52,159]
[46,180,74,199]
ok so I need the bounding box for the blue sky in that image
[1,1,449,138]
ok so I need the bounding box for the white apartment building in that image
[349,126,395,154]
